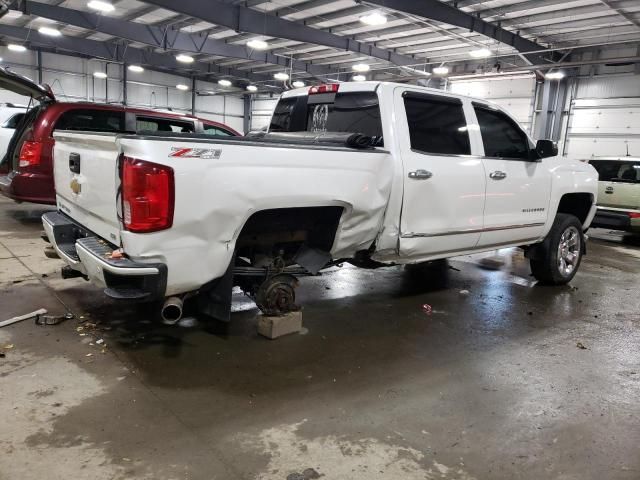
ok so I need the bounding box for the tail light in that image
[309,84,339,95]
[629,212,640,219]
[121,157,174,233]
[18,141,44,168]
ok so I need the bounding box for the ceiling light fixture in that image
[87,0,115,12]
[274,72,289,81]
[176,54,194,63]
[247,39,269,50]
[218,79,232,87]
[7,44,26,52]
[93,71,107,79]
[469,48,491,58]
[352,75,366,81]
[176,84,189,91]
[292,80,305,88]
[38,26,62,37]
[352,63,370,72]
[433,66,449,75]
[360,11,387,26]
[128,65,144,73]
[246,85,258,92]
[545,71,565,80]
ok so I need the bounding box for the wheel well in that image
[556,193,593,225]
[235,206,343,264]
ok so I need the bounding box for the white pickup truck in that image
[43,82,598,323]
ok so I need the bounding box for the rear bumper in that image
[42,211,167,301]
[592,209,640,232]
[0,171,56,205]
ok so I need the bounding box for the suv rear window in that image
[2,112,26,129]
[269,91,383,142]
[203,124,233,136]
[590,160,640,183]
[55,109,125,132]
[136,116,195,133]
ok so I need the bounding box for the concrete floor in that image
[1,195,639,480]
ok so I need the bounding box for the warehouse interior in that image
[1,1,639,479]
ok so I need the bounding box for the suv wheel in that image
[530,213,584,285]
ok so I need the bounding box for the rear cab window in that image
[590,160,640,183]
[269,89,383,144]
[403,92,471,155]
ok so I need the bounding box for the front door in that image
[397,89,486,259]
[472,103,551,248]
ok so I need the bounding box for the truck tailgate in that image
[53,132,121,244]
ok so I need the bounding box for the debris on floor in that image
[459,289,470,296]
[35,312,74,326]
[422,304,433,315]
[0,308,47,328]
[576,342,587,350]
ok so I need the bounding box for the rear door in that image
[53,132,123,245]
[397,89,486,258]
[473,103,551,248]
[589,158,640,210]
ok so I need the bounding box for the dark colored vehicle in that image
[0,67,239,205]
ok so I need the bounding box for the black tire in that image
[530,213,584,285]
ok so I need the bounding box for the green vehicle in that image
[589,156,640,233]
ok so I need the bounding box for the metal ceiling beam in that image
[140,0,418,67]
[598,0,640,30]
[363,0,551,65]
[17,1,336,79]
[0,24,275,85]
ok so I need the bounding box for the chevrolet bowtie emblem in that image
[70,178,81,194]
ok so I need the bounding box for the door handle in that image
[69,152,81,174]
[489,171,507,180]
[408,169,433,180]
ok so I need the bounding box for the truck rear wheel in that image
[530,213,584,285]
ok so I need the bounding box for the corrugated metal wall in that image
[448,76,537,133]
[0,49,245,133]
[564,74,640,159]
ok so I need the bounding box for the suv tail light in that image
[121,157,174,233]
[18,141,44,168]
[629,212,640,219]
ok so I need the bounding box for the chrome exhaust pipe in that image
[161,296,183,324]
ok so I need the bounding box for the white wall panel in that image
[251,96,278,131]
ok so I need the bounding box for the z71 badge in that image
[169,147,222,159]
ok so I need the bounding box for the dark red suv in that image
[0,68,239,205]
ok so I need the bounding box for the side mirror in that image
[535,139,558,159]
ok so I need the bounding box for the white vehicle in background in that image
[43,82,598,324]
[0,103,29,157]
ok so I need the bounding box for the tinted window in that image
[203,124,233,136]
[474,106,531,160]
[2,113,25,129]
[270,92,383,140]
[55,109,125,132]
[404,94,470,155]
[136,116,195,133]
[590,160,640,183]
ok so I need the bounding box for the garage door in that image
[564,75,640,159]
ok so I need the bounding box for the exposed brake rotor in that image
[255,273,300,316]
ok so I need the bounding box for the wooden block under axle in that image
[257,311,303,339]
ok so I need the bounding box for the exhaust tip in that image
[161,297,183,324]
